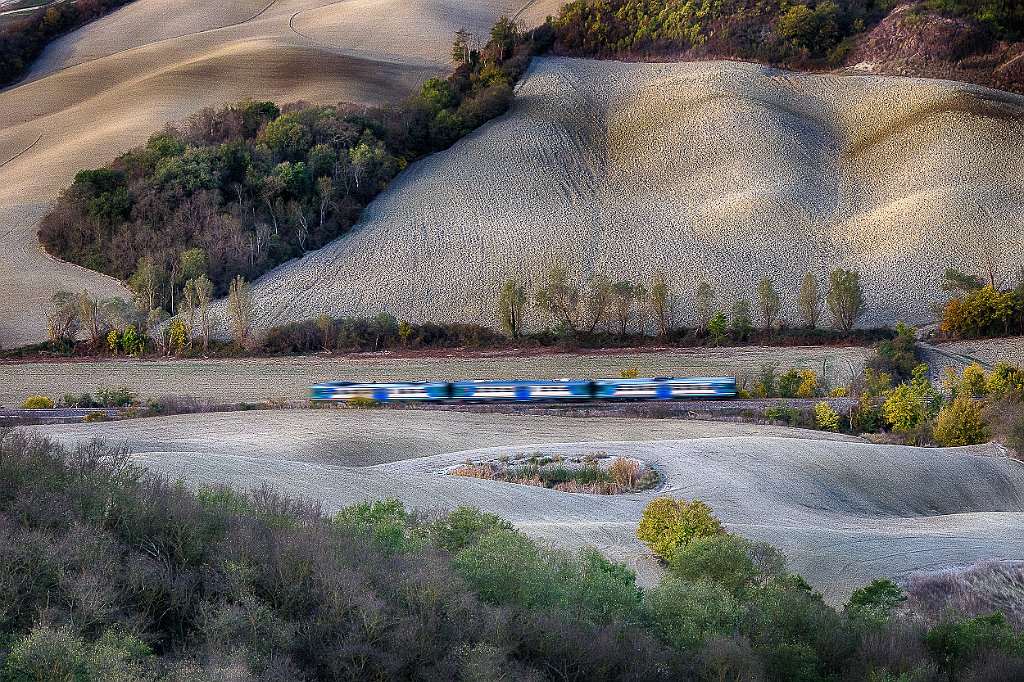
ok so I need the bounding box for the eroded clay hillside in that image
[244,57,1024,330]
[0,0,558,346]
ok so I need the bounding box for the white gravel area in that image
[30,409,1024,604]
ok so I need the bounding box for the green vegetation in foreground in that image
[2,432,1024,675]
[1,434,1023,680]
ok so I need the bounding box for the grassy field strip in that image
[0,346,869,405]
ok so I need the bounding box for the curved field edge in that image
[29,409,1024,604]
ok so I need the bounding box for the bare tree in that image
[187,275,214,351]
[582,275,613,334]
[227,275,254,349]
[611,281,638,337]
[44,291,79,343]
[77,292,101,347]
[649,272,671,338]
[696,282,715,330]
[316,314,334,351]
[534,267,580,330]
[128,257,164,313]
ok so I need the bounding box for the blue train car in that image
[310,381,449,402]
[593,377,736,400]
[450,379,592,402]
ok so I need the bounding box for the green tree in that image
[488,16,519,60]
[797,271,821,328]
[497,279,527,338]
[707,311,728,346]
[778,1,844,53]
[259,113,312,161]
[827,269,864,331]
[845,579,906,621]
[637,497,724,562]
[941,267,984,295]
[883,365,938,434]
[452,28,473,64]
[730,298,753,341]
[757,276,781,330]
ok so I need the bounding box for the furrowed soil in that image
[0,0,557,346]
[31,409,1024,604]
[241,57,1024,333]
[0,344,869,405]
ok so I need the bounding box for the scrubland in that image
[244,57,1024,333]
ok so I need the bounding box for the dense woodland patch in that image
[1,433,1022,680]
[0,0,136,86]
[39,20,547,302]
[552,0,1024,92]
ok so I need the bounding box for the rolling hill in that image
[239,56,1024,332]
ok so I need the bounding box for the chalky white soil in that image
[0,0,551,346]
[33,409,1024,604]
[245,57,1024,332]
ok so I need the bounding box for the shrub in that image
[96,384,135,407]
[346,396,381,408]
[669,535,756,594]
[637,498,724,562]
[608,456,640,487]
[20,395,54,409]
[934,396,989,447]
[987,362,1024,401]
[845,579,907,621]
[645,577,741,650]
[925,612,1020,680]
[796,369,819,398]
[83,411,112,423]
[814,401,841,431]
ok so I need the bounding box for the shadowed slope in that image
[244,57,1024,331]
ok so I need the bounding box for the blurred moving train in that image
[310,377,737,403]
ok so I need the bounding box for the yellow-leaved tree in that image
[637,498,724,562]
